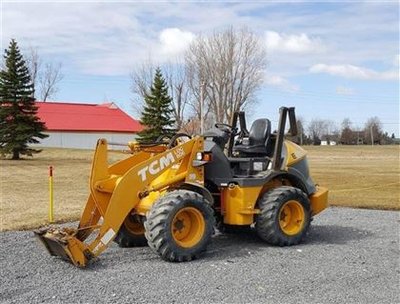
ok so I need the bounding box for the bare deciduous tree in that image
[26,47,63,101]
[308,119,339,144]
[164,61,190,130]
[364,116,383,145]
[341,118,352,130]
[340,118,356,144]
[296,117,306,145]
[179,115,199,136]
[130,60,155,114]
[323,120,338,140]
[307,119,328,143]
[185,27,267,124]
[38,62,63,101]
[130,60,190,130]
[26,47,41,93]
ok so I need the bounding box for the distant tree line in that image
[294,116,397,146]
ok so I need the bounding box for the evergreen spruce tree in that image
[139,67,175,141]
[0,39,48,159]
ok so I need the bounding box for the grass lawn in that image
[1,145,399,231]
[306,145,399,211]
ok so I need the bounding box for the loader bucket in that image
[34,227,90,267]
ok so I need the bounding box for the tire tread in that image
[144,190,215,262]
[255,186,311,246]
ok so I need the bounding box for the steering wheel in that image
[156,134,171,143]
[167,133,192,148]
[215,123,233,132]
[215,123,238,135]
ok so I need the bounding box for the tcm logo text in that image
[138,152,175,182]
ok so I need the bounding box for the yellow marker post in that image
[49,166,54,223]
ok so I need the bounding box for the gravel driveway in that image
[1,207,399,304]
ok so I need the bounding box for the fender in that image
[175,182,214,205]
[264,171,312,195]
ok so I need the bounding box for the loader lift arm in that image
[35,137,205,267]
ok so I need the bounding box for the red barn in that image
[34,101,142,149]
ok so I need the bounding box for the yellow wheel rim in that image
[278,200,305,236]
[124,217,145,235]
[171,207,205,248]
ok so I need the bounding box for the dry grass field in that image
[0,149,125,231]
[1,145,399,231]
[307,145,399,210]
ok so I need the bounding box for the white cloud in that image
[265,31,323,54]
[336,86,355,95]
[394,54,400,66]
[2,2,398,79]
[310,64,398,81]
[264,75,299,92]
[159,28,195,56]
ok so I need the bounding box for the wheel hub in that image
[171,207,205,248]
[278,200,305,236]
[173,219,185,231]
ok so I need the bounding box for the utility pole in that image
[370,125,374,146]
[200,79,205,134]
[300,128,303,145]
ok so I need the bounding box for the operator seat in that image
[234,119,272,156]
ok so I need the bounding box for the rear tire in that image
[114,214,147,247]
[144,190,214,262]
[255,186,311,246]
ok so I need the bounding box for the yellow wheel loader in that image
[35,107,328,267]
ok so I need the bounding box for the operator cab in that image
[202,107,298,188]
[233,118,274,157]
[202,112,277,180]
[229,116,276,177]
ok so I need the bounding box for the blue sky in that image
[2,1,399,135]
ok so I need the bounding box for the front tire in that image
[255,186,311,246]
[114,213,147,247]
[144,190,214,262]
